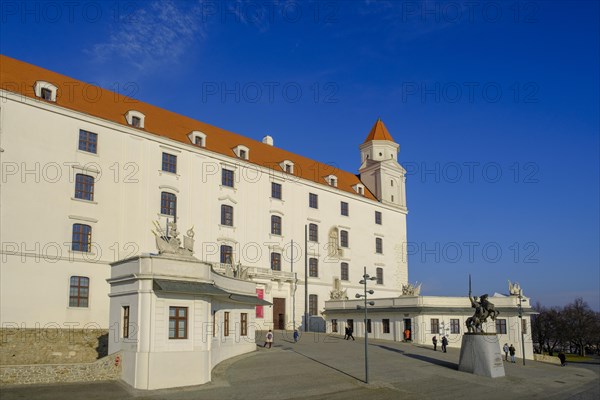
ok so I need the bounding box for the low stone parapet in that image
[534,354,561,365]
[0,352,121,386]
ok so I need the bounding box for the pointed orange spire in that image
[363,118,395,143]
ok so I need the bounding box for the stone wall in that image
[0,352,121,386]
[0,329,108,365]
[534,354,561,365]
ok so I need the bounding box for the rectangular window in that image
[221,204,234,226]
[271,182,282,199]
[375,237,383,254]
[220,245,233,264]
[122,306,130,338]
[256,289,264,318]
[340,230,349,248]
[375,211,382,225]
[430,318,440,334]
[224,311,230,336]
[367,319,372,333]
[376,267,383,284]
[309,258,318,277]
[162,153,177,173]
[241,313,248,336]
[69,276,89,307]
[496,319,507,334]
[332,319,338,333]
[169,307,188,339]
[41,87,52,100]
[341,201,349,216]
[309,294,318,315]
[78,130,98,154]
[522,318,527,334]
[194,136,203,147]
[309,193,318,209]
[75,174,94,201]
[308,223,318,242]
[72,224,92,252]
[341,262,349,281]
[239,149,247,160]
[271,252,281,271]
[450,318,460,334]
[383,319,390,334]
[222,169,234,187]
[161,192,177,217]
[131,116,141,128]
[271,215,282,235]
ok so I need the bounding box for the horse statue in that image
[480,294,500,321]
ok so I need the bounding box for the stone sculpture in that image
[401,282,421,296]
[330,278,349,300]
[466,276,500,333]
[152,220,195,257]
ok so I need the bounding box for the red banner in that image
[256,289,264,318]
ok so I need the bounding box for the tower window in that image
[341,262,349,281]
[78,130,98,154]
[309,258,318,277]
[221,205,234,226]
[341,201,349,216]
[375,211,382,225]
[375,237,383,254]
[271,252,281,271]
[162,153,177,174]
[222,169,234,187]
[72,224,92,252]
[309,193,318,209]
[74,174,94,201]
[308,223,318,242]
[160,192,177,217]
[376,267,383,284]
[69,276,89,307]
[220,245,233,264]
[340,230,349,248]
[271,215,282,235]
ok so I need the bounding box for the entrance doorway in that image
[403,318,412,341]
[273,298,286,330]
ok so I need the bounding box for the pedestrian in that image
[347,326,355,341]
[509,344,516,363]
[263,330,273,349]
[441,336,448,353]
[404,328,411,341]
[293,330,299,343]
[432,335,438,351]
[344,326,349,340]
[558,351,567,367]
[503,343,509,361]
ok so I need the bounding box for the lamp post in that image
[518,289,526,365]
[356,267,376,384]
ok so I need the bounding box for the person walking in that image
[441,336,448,353]
[503,343,509,361]
[263,330,273,349]
[344,326,349,340]
[432,336,438,351]
[293,330,299,343]
[558,351,567,367]
[347,326,355,341]
[509,344,516,363]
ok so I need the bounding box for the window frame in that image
[74,173,94,201]
[308,223,318,242]
[375,237,383,254]
[309,257,318,277]
[450,318,460,334]
[340,262,349,281]
[309,193,318,209]
[221,204,234,226]
[271,215,282,235]
[72,223,92,253]
[240,313,248,336]
[271,182,282,199]
[375,211,382,225]
[383,319,390,334]
[122,306,130,338]
[69,276,89,307]
[340,230,349,248]
[376,267,383,285]
[341,201,349,216]
[430,318,440,334]
[78,130,98,154]
[160,192,177,217]
[222,169,234,187]
[224,311,230,337]
[168,306,188,339]
[496,318,507,334]
[270,252,281,271]
[220,245,233,264]
[162,152,177,174]
[309,294,318,316]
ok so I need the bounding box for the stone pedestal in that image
[458,333,505,378]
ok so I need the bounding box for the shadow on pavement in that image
[289,349,365,383]
[373,344,458,370]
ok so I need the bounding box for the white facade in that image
[324,294,535,360]
[0,56,408,332]
[108,254,261,390]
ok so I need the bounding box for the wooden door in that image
[273,298,285,330]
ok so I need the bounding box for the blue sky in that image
[2,0,598,310]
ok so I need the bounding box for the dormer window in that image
[125,110,145,129]
[34,81,58,102]
[188,131,207,148]
[280,160,294,174]
[233,145,250,160]
[325,174,338,187]
[353,183,365,196]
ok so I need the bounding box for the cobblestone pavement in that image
[1,331,598,400]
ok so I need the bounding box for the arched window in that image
[75,174,94,201]
[221,205,234,226]
[161,192,177,217]
[72,224,92,252]
[271,215,282,235]
[308,223,318,242]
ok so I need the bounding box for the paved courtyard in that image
[1,331,598,400]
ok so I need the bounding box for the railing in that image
[211,263,295,281]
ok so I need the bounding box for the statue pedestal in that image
[458,333,505,378]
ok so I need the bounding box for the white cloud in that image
[88,0,205,71]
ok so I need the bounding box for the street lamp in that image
[517,289,526,365]
[356,266,377,384]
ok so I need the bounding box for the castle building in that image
[0,55,409,333]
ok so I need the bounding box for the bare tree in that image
[563,298,596,356]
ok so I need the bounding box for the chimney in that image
[262,135,274,146]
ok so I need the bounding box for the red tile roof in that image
[0,55,384,200]
[363,118,395,143]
